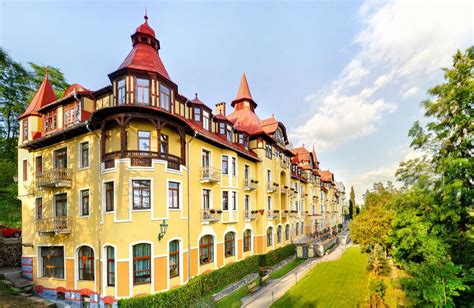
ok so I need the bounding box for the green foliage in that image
[119,245,296,307]
[269,258,305,279]
[349,186,355,220]
[368,278,386,306]
[366,245,390,277]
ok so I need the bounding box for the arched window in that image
[243,230,252,252]
[224,232,235,257]
[78,246,94,280]
[133,243,151,284]
[277,225,282,243]
[105,246,115,286]
[169,240,180,278]
[200,235,214,265]
[296,223,299,236]
[267,227,273,247]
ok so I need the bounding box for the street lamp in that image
[158,219,168,241]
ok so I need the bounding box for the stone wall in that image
[0,236,22,268]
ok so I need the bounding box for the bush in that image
[119,245,295,307]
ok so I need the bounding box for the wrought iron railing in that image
[244,210,258,220]
[201,209,220,222]
[200,166,221,182]
[243,178,258,190]
[36,168,72,188]
[36,217,72,234]
[103,150,184,170]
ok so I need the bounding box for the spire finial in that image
[45,67,49,79]
[144,7,148,22]
[195,93,198,98]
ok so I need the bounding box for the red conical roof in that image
[231,73,256,107]
[18,70,57,120]
[118,15,171,81]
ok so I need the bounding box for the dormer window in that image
[226,125,232,142]
[160,84,171,111]
[193,107,201,122]
[266,144,272,159]
[44,110,57,133]
[117,79,126,105]
[136,78,150,105]
[203,110,210,130]
[219,122,226,135]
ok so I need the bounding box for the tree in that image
[348,185,355,220]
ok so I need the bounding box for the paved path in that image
[241,244,351,308]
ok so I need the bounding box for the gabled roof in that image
[117,16,171,81]
[291,147,311,163]
[18,70,57,120]
[320,170,334,183]
[63,84,90,97]
[260,116,279,134]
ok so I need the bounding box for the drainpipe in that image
[86,121,102,296]
[187,129,198,281]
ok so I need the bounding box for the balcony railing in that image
[36,168,72,188]
[280,160,288,169]
[282,211,289,218]
[201,209,220,222]
[243,178,258,191]
[268,211,278,220]
[281,186,288,194]
[201,166,221,183]
[266,183,277,193]
[244,210,258,220]
[103,151,184,170]
[36,217,72,234]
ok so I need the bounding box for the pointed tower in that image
[18,69,57,142]
[227,73,262,135]
[114,13,171,81]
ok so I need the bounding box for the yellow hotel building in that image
[17,15,344,306]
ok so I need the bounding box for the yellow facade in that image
[17,16,344,304]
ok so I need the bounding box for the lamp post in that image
[158,219,168,241]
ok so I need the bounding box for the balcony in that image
[201,209,220,223]
[103,151,184,170]
[280,160,288,169]
[244,210,258,220]
[281,186,288,194]
[282,211,289,218]
[36,217,72,235]
[243,178,258,191]
[266,182,277,193]
[36,169,72,188]
[267,211,278,220]
[290,211,298,218]
[201,166,221,183]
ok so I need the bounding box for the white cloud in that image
[292,0,473,151]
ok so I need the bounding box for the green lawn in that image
[270,258,305,279]
[272,247,368,308]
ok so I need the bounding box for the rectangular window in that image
[79,142,89,168]
[159,84,171,111]
[243,231,251,252]
[266,144,272,159]
[168,182,180,209]
[23,160,27,181]
[244,165,249,181]
[106,246,115,286]
[80,189,90,216]
[41,247,64,279]
[133,244,151,284]
[63,102,79,128]
[138,131,151,151]
[232,191,237,210]
[268,196,272,213]
[222,191,228,210]
[35,198,43,221]
[169,240,179,278]
[133,180,151,210]
[219,122,226,135]
[238,133,244,145]
[105,182,114,212]
[44,110,57,132]
[226,125,232,142]
[222,156,228,175]
[193,107,201,122]
[203,110,210,130]
[54,148,67,169]
[22,120,28,141]
[55,193,67,218]
[245,195,250,212]
[203,189,210,209]
[136,78,150,105]
[160,134,168,155]
[117,79,126,105]
[232,157,236,176]
[35,156,43,177]
[267,170,272,184]
[202,150,210,168]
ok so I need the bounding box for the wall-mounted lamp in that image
[158,219,168,241]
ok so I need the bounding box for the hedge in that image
[119,244,296,307]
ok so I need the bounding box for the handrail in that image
[200,166,221,182]
[36,168,72,187]
[36,216,72,233]
[201,209,220,222]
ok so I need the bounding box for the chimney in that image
[215,102,226,116]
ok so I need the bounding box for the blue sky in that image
[2,0,472,202]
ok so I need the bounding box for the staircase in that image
[0,268,56,307]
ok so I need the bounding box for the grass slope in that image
[270,258,305,279]
[272,247,368,308]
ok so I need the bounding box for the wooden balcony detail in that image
[103,150,184,170]
[36,169,72,188]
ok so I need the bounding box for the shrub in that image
[119,245,295,307]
